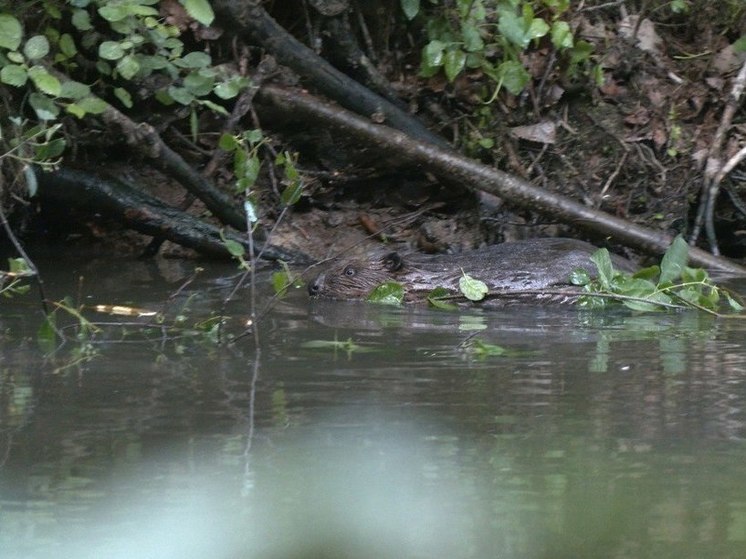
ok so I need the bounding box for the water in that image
[1,255,746,558]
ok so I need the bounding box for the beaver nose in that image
[308,274,325,296]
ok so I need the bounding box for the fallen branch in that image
[37,167,304,262]
[212,0,450,150]
[257,85,746,274]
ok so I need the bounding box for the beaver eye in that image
[343,266,356,277]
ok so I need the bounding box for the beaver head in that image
[308,252,404,299]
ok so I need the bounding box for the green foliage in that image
[271,262,304,297]
[0,0,247,174]
[0,257,33,298]
[427,286,458,310]
[409,0,593,96]
[574,236,744,314]
[367,281,405,305]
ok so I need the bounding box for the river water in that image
[1,254,746,558]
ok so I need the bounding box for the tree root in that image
[256,84,746,274]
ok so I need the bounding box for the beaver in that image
[308,238,637,304]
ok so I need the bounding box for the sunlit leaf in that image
[23,34,49,60]
[0,14,23,51]
[659,235,688,284]
[180,0,215,26]
[459,273,488,301]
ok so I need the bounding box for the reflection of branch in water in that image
[243,353,260,496]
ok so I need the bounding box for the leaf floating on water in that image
[459,272,488,301]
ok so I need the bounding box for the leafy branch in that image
[573,236,745,314]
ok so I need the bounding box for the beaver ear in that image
[382,252,403,271]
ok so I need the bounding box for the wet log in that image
[36,168,304,262]
[256,85,746,274]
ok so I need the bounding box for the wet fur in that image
[309,238,636,301]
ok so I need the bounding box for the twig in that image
[690,58,746,253]
[0,174,49,315]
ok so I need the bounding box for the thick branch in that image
[256,85,746,274]
[100,106,246,231]
[212,0,450,150]
[37,168,303,262]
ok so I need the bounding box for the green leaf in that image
[527,17,550,41]
[659,235,688,284]
[71,9,92,31]
[168,85,194,105]
[427,286,457,310]
[116,54,140,80]
[0,14,23,51]
[29,93,58,122]
[176,51,211,68]
[114,87,133,108]
[459,272,488,301]
[468,339,509,358]
[401,0,420,20]
[726,292,745,312]
[60,80,90,100]
[59,33,77,58]
[550,20,573,49]
[180,0,215,26]
[214,76,250,99]
[218,133,238,151]
[632,265,661,281]
[461,22,484,52]
[28,66,61,96]
[37,313,58,354]
[498,10,530,49]
[367,281,405,305]
[444,48,466,82]
[76,96,108,114]
[8,257,31,274]
[569,268,591,286]
[66,102,86,118]
[98,4,128,22]
[281,181,303,207]
[183,71,214,96]
[0,64,27,87]
[223,238,245,258]
[24,35,50,60]
[34,137,66,159]
[735,35,746,53]
[99,41,126,61]
[271,269,297,296]
[590,248,614,290]
[496,60,530,95]
[423,40,446,69]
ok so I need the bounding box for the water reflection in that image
[1,267,746,558]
